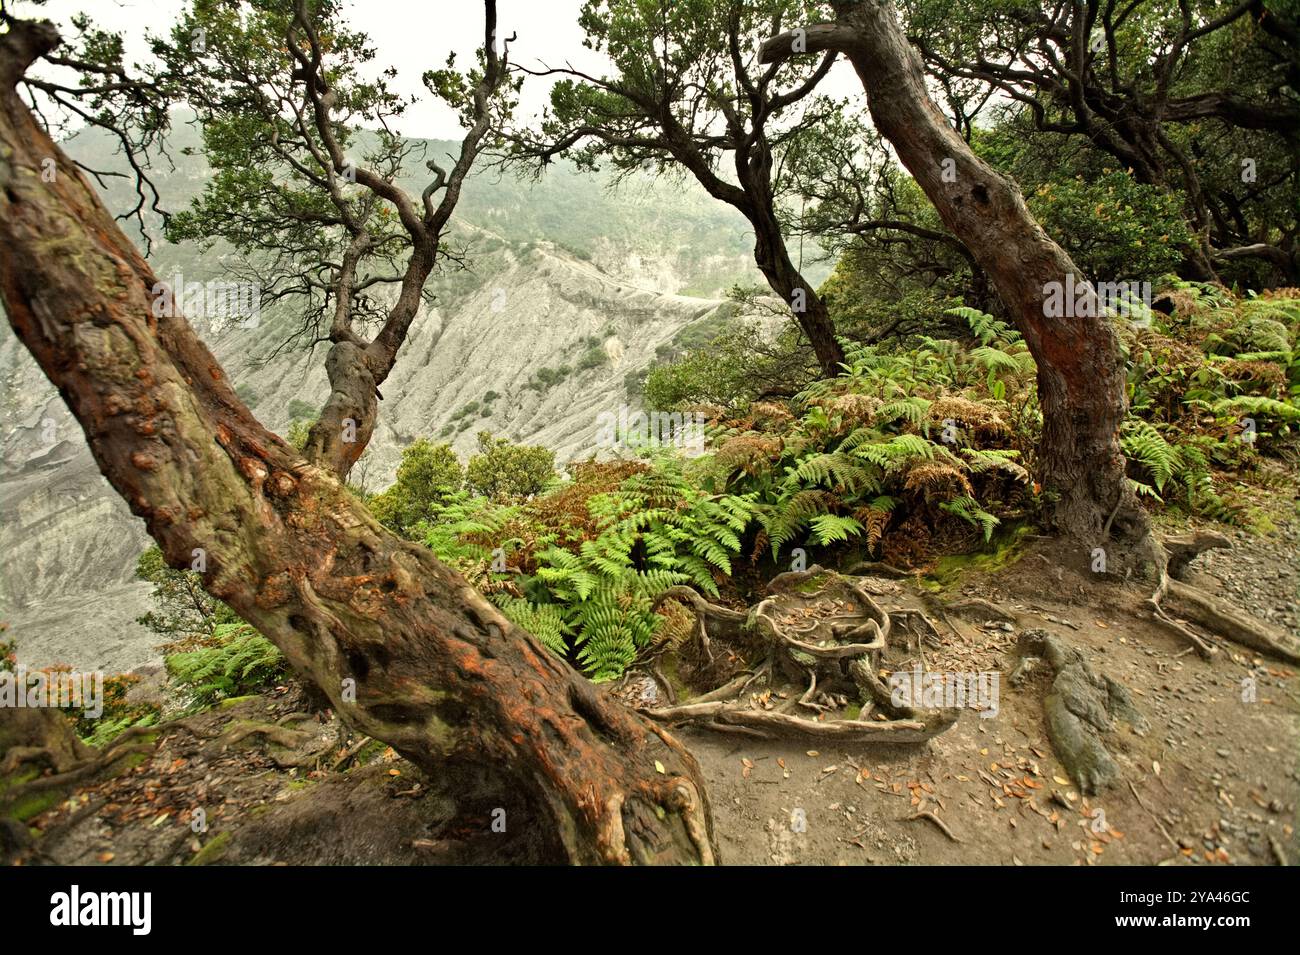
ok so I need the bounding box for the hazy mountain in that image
[0,115,780,672]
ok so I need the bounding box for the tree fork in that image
[0,17,715,866]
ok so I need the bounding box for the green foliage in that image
[370,439,465,537]
[398,287,1296,683]
[134,545,238,638]
[287,399,318,421]
[644,319,815,411]
[699,305,1035,560]
[416,456,754,681]
[286,419,311,452]
[1121,420,1182,493]
[1119,284,1300,520]
[526,365,572,391]
[164,623,288,710]
[465,432,557,500]
[75,673,160,748]
[577,344,609,371]
[1026,170,1191,281]
[518,462,755,679]
[420,490,520,569]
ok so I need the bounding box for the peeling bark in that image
[0,19,715,865]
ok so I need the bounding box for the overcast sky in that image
[28,0,862,140]
[28,0,593,138]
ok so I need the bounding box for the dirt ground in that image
[683,543,1298,866]
[9,521,1298,867]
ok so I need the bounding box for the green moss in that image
[795,572,829,594]
[351,738,388,768]
[6,788,63,823]
[0,766,60,823]
[218,694,259,709]
[117,739,158,770]
[659,655,693,703]
[187,830,232,866]
[921,525,1031,590]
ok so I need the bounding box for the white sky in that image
[26,0,862,139]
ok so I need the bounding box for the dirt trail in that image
[686,527,1299,866]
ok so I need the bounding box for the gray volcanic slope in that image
[0,119,773,673]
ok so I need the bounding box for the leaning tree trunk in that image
[751,206,845,377]
[0,19,714,865]
[763,1,1149,555]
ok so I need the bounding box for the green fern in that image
[809,514,865,545]
[939,495,1001,541]
[164,622,286,709]
[1121,420,1181,490]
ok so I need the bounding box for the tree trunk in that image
[751,208,845,376]
[0,19,715,865]
[763,1,1149,553]
[304,340,380,479]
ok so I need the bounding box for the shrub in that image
[287,398,318,421]
[370,439,465,537]
[465,432,556,500]
[164,622,287,709]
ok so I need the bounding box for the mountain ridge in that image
[0,117,767,673]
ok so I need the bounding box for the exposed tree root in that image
[1147,601,1219,661]
[643,701,954,742]
[1148,533,1300,665]
[638,566,960,746]
[904,809,961,842]
[842,560,913,579]
[1010,629,1147,794]
[206,719,336,769]
[945,598,1017,623]
[0,720,161,807]
[1164,579,1300,665]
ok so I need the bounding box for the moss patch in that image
[920,525,1031,590]
[187,830,232,866]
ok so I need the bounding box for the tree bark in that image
[750,204,845,376]
[762,2,1149,553]
[0,19,715,865]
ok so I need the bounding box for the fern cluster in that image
[164,622,288,709]
[707,307,1033,558]
[390,288,1299,681]
[419,457,755,681]
[1122,281,1299,521]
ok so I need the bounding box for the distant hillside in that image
[0,113,779,673]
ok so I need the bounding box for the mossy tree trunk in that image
[0,19,714,865]
[762,1,1149,556]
